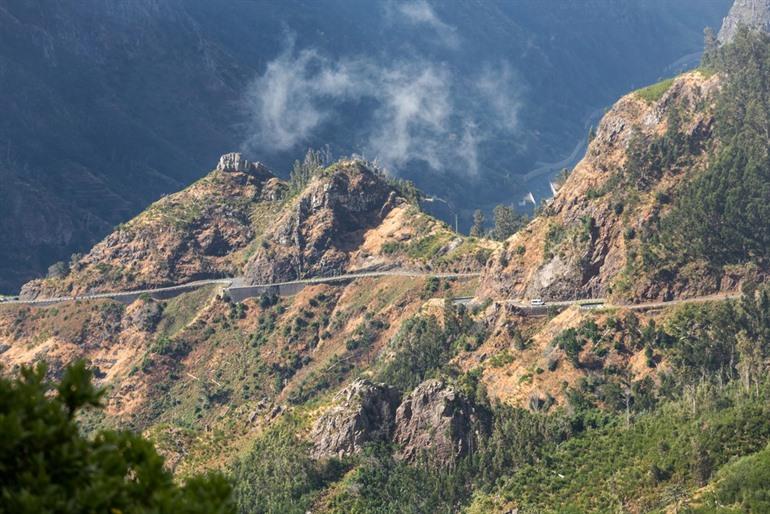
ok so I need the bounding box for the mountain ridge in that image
[0,0,731,292]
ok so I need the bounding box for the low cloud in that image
[242,41,522,177]
[476,63,522,132]
[394,0,459,48]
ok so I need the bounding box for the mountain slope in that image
[478,70,722,302]
[19,154,494,300]
[19,154,284,299]
[5,17,770,514]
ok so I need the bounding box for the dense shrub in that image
[0,362,233,513]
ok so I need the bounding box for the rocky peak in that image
[19,154,282,299]
[309,379,400,459]
[719,0,770,44]
[243,160,397,284]
[216,152,273,178]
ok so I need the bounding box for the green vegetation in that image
[690,443,770,513]
[624,103,698,190]
[671,30,770,268]
[232,416,345,514]
[288,148,331,195]
[0,361,234,513]
[379,301,483,392]
[629,30,770,290]
[220,280,770,513]
[636,77,675,103]
[491,204,528,241]
[543,221,566,258]
[470,209,485,237]
[156,286,217,336]
[478,384,770,513]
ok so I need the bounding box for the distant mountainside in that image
[719,0,770,43]
[0,0,731,292]
[479,71,724,303]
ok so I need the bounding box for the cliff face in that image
[719,0,770,43]
[478,71,721,302]
[309,379,401,459]
[309,377,488,467]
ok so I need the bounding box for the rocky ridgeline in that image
[310,378,489,467]
[719,0,770,44]
[19,150,494,300]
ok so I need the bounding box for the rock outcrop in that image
[243,160,396,284]
[310,379,400,459]
[393,379,488,467]
[309,378,488,467]
[719,0,770,44]
[216,152,272,175]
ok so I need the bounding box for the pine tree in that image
[470,209,485,237]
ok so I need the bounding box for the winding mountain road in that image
[1,270,482,307]
[0,270,742,313]
[503,291,742,314]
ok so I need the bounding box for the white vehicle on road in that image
[530,298,545,306]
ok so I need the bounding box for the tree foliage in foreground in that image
[0,361,234,514]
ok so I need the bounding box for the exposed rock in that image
[310,379,400,459]
[393,379,488,467]
[719,0,770,44]
[244,160,396,284]
[217,152,250,172]
[216,152,274,179]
